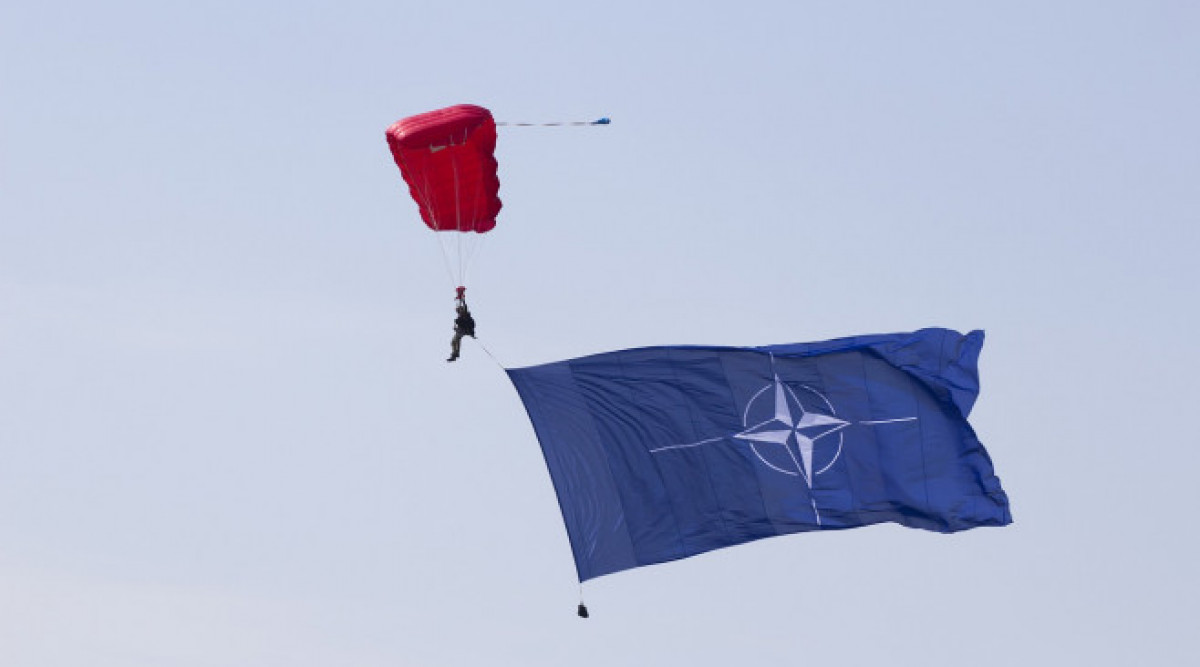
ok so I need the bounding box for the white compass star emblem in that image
[647,364,918,527]
[734,376,850,487]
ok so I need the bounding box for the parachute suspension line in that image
[456,157,491,289]
[496,117,611,127]
[431,212,461,291]
[431,236,458,291]
[407,158,459,291]
[436,231,460,288]
[400,144,483,296]
[451,154,465,286]
[400,141,466,293]
[429,151,466,291]
[457,232,487,294]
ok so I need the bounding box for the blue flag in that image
[507,328,1011,582]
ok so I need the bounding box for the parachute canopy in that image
[386,104,501,234]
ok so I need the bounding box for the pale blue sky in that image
[2,2,1198,665]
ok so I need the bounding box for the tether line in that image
[474,338,505,370]
[496,117,610,127]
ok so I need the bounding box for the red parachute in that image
[386,105,501,298]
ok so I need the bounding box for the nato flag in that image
[507,328,1011,582]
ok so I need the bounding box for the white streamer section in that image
[648,437,726,454]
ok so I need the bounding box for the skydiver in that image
[447,302,476,362]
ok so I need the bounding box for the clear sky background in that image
[2,2,1198,665]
